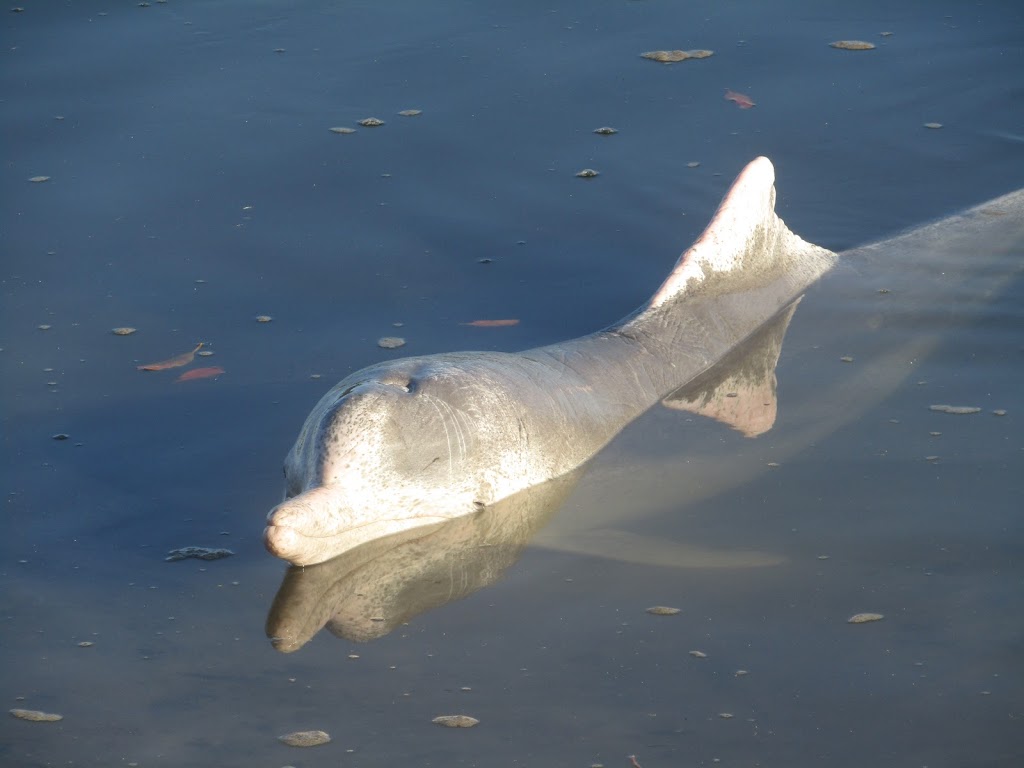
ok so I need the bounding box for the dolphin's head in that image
[264,360,499,566]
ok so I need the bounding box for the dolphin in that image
[264,156,838,566]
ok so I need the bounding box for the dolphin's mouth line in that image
[266,514,449,540]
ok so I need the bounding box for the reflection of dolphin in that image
[264,156,838,566]
[266,471,579,650]
[265,315,800,651]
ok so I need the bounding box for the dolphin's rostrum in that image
[264,156,838,566]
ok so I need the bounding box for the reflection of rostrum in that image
[265,299,801,652]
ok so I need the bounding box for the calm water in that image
[2,1,1022,766]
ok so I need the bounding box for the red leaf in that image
[176,366,225,382]
[724,89,755,109]
[138,343,203,371]
[461,319,520,327]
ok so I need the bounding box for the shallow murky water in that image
[3,1,1022,766]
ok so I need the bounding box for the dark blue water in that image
[3,1,1022,765]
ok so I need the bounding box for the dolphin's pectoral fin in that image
[535,528,784,569]
[661,299,799,437]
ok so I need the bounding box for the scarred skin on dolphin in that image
[264,156,838,566]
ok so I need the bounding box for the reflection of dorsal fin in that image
[661,299,800,437]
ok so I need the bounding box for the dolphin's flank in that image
[264,156,837,566]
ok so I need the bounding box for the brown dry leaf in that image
[641,49,713,63]
[830,40,876,50]
[462,319,520,327]
[724,89,755,109]
[432,715,479,728]
[176,366,225,382]
[10,708,63,722]
[138,343,203,371]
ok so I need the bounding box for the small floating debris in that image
[929,405,981,415]
[177,366,224,382]
[377,336,406,349]
[38,324,52,330]
[830,40,876,50]
[10,709,63,722]
[724,89,755,109]
[993,409,1007,416]
[640,49,713,63]
[165,546,234,562]
[923,122,943,129]
[432,715,479,728]
[593,126,618,135]
[766,462,780,468]
[462,319,519,327]
[111,327,136,336]
[575,168,599,178]
[77,641,94,647]
[52,433,69,441]
[398,109,422,117]
[197,349,214,357]
[686,161,701,168]
[646,606,680,616]
[689,650,707,658]
[138,343,203,371]
[880,31,894,37]
[929,431,942,436]
[847,612,884,624]
[272,47,286,53]
[255,315,273,323]
[278,730,331,747]
[718,712,734,719]
[28,175,51,183]
[357,117,385,127]
[734,669,749,676]
[329,126,356,134]
[840,356,854,363]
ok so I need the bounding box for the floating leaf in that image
[358,117,385,127]
[724,89,755,109]
[111,327,136,336]
[378,336,406,349]
[929,404,981,415]
[462,319,519,327]
[432,715,479,728]
[176,366,225,382]
[646,606,680,616]
[138,343,203,371]
[278,730,331,747]
[10,709,62,722]
[640,49,713,63]
[255,315,273,323]
[847,612,884,624]
[165,546,234,562]
[830,40,876,50]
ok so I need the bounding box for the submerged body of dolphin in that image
[265,156,837,566]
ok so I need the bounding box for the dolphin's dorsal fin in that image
[647,157,834,307]
[660,300,800,436]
